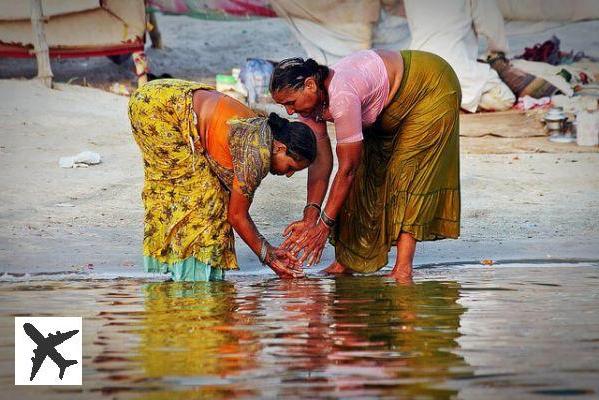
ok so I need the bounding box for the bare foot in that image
[386,265,413,284]
[320,261,353,275]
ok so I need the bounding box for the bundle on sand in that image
[489,54,559,99]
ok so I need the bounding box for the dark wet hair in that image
[267,113,317,163]
[270,57,330,93]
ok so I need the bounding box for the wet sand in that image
[1,262,598,399]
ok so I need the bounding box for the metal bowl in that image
[545,107,567,122]
[545,118,566,131]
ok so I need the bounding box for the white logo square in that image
[14,317,82,385]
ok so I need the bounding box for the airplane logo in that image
[23,322,79,381]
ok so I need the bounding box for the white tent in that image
[0,0,147,86]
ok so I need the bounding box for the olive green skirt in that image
[333,50,461,273]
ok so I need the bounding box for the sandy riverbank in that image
[0,78,597,277]
[1,14,598,276]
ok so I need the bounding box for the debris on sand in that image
[59,151,102,168]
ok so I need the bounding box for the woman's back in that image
[328,50,389,130]
[193,90,255,168]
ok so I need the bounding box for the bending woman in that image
[129,79,317,281]
[270,50,461,282]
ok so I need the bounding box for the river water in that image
[1,262,598,399]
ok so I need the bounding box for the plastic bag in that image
[240,58,274,105]
[59,151,102,168]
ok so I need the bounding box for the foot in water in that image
[386,266,413,284]
[320,261,353,275]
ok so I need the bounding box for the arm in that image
[227,188,263,260]
[320,93,364,220]
[304,137,333,222]
[321,141,362,220]
[228,187,304,278]
[297,141,363,265]
[299,117,332,220]
[291,93,364,265]
[281,128,333,249]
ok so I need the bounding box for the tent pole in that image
[148,11,163,49]
[29,0,53,88]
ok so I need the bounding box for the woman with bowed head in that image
[129,79,317,281]
[270,50,461,282]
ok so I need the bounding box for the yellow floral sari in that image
[128,79,271,281]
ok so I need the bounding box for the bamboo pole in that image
[148,11,163,49]
[29,0,53,88]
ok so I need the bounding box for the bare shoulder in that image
[374,49,404,103]
[220,94,256,118]
[192,89,219,115]
[193,90,254,118]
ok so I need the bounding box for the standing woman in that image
[270,50,461,282]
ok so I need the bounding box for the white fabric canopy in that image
[269,0,379,65]
[274,0,518,111]
[0,0,145,48]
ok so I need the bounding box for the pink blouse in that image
[301,50,390,143]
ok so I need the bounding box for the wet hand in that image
[267,247,305,279]
[281,218,316,251]
[294,221,330,267]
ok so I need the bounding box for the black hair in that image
[269,57,330,93]
[267,113,317,163]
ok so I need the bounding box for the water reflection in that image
[325,277,471,398]
[133,277,471,398]
[2,264,598,399]
[138,281,259,399]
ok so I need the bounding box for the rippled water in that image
[0,263,598,399]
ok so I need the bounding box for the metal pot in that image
[545,107,575,143]
[545,118,567,132]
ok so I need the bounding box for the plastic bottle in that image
[576,98,599,147]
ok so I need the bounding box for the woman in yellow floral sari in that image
[129,79,317,281]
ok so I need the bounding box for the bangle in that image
[320,210,336,228]
[259,239,269,265]
[304,202,321,214]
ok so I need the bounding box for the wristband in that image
[320,210,336,228]
[304,202,322,214]
[259,239,269,265]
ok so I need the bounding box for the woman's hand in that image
[267,246,305,279]
[293,221,330,267]
[281,218,316,250]
[281,206,320,251]
[227,189,304,279]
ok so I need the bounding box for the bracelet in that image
[320,210,336,228]
[259,238,269,265]
[304,202,322,214]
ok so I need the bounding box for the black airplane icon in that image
[23,322,79,381]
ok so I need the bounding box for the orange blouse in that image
[200,94,271,200]
[205,95,255,168]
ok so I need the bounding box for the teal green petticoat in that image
[144,256,225,282]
